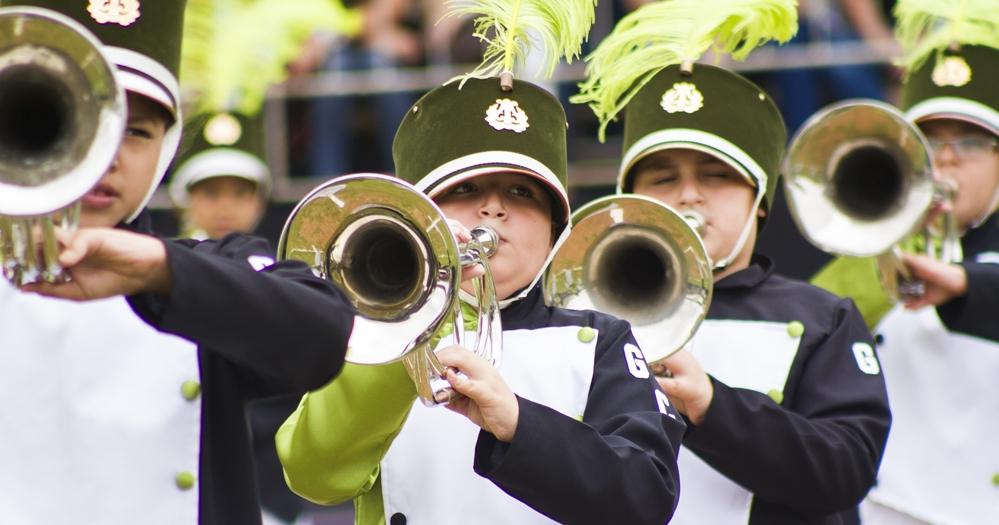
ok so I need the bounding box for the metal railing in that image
[147,40,898,210]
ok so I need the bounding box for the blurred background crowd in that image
[156,0,901,283]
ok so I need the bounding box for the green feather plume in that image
[180,0,363,116]
[573,0,798,141]
[894,0,999,77]
[443,0,597,84]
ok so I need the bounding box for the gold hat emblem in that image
[932,56,972,87]
[204,113,243,146]
[88,0,141,27]
[660,82,704,114]
[485,99,529,133]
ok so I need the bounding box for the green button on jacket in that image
[181,380,201,401]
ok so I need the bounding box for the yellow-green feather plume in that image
[443,0,597,84]
[573,0,798,140]
[180,0,363,116]
[894,0,999,77]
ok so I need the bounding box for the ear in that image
[757,207,767,218]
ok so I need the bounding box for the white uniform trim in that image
[169,149,271,207]
[0,283,201,524]
[380,325,596,524]
[670,319,803,525]
[865,306,999,525]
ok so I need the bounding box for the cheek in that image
[119,145,162,208]
[437,202,478,228]
[636,187,677,207]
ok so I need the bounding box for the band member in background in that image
[574,1,891,523]
[276,2,685,523]
[0,1,354,523]
[806,2,999,523]
[169,112,271,241]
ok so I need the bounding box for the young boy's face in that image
[435,172,554,300]
[919,119,999,231]
[187,176,264,239]
[80,93,169,228]
[631,148,760,274]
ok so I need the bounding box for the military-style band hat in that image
[574,0,797,270]
[391,0,595,305]
[901,46,999,136]
[894,0,999,136]
[573,0,797,219]
[619,64,786,214]
[2,0,187,223]
[894,0,999,222]
[393,77,571,229]
[169,111,271,207]
[6,0,183,117]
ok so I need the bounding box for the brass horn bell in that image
[783,100,961,299]
[278,173,502,405]
[545,195,712,367]
[0,7,126,286]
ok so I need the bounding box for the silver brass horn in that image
[783,100,961,299]
[0,7,126,286]
[278,173,502,406]
[545,195,712,368]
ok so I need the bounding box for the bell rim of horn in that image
[782,98,936,258]
[278,172,463,365]
[0,6,126,216]
[545,193,712,363]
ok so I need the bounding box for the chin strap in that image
[711,185,765,272]
[459,222,573,309]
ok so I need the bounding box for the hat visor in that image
[415,150,570,227]
[619,129,766,194]
[169,149,270,207]
[104,46,179,118]
[907,97,999,137]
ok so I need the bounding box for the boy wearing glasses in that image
[855,4,999,523]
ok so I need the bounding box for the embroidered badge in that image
[932,56,972,87]
[660,82,704,114]
[485,99,529,133]
[88,0,141,27]
[204,113,242,146]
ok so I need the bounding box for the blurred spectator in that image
[170,112,270,240]
[290,0,423,178]
[753,0,898,134]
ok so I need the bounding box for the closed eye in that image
[509,184,535,198]
[448,181,478,195]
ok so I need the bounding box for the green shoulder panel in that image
[276,361,417,510]
[810,256,894,330]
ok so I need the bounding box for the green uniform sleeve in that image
[810,256,893,330]
[275,360,418,505]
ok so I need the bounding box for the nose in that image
[477,188,507,220]
[933,141,960,168]
[677,178,704,208]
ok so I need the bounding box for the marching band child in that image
[574,1,891,523]
[277,2,685,523]
[0,2,354,523]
